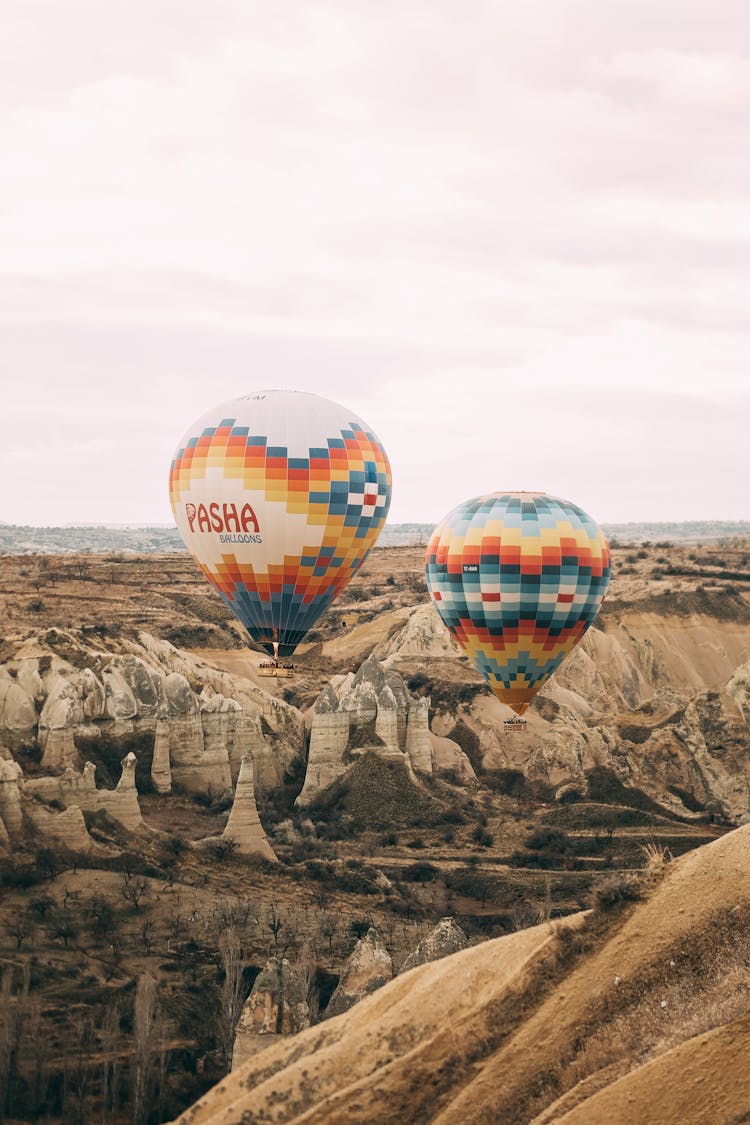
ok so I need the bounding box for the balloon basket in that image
[503,717,528,735]
[257,661,295,678]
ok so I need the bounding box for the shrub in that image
[526,826,569,852]
[404,862,439,883]
[483,768,532,802]
[590,873,642,911]
[471,825,494,848]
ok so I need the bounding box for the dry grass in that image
[542,904,750,1116]
[641,841,673,874]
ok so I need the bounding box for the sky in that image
[2,0,749,527]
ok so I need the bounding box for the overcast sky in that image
[2,0,748,527]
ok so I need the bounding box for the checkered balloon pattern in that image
[425,493,610,714]
[169,392,391,656]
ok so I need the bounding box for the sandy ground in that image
[550,1014,750,1125]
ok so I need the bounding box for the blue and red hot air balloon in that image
[425,492,610,714]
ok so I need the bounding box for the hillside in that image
[175,823,750,1124]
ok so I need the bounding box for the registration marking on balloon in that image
[425,492,610,715]
[169,392,391,656]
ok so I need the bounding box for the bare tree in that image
[10,910,34,951]
[132,974,158,1125]
[100,1003,121,1125]
[139,920,157,955]
[65,1012,95,1125]
[217,928,246,1070]
[0,965,34,1121]
[50,907,79,948]
[319,912,340,956]
[266,904,285,956]
[120,875,150,913]
[311,885,331,911]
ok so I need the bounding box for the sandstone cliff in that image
[232,958,310,1070]
[296,654,475,807]
[0,627,305,849]
[325,927,394,1018]
[0,628,304,792]
[377,603,750,822]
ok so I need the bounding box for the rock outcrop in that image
[137,633,304,794]
[24,753,145,832]
[151,718,172,794]
[0,672,38,737]
[26,803,95,852]
[400,917,469,974]
[220,755,277,861]
[375,604,461,663]
[0,750,100,853]
[159,674,232,798]
[326,927,394,1018]
[232,958,310,1070]
[0,758,24,837]
[404,623,750,821]
[296,655,474,807]
[406,697,433,775]
[0,630,306,806]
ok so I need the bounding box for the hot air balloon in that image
[425,492,610,715]
[169,390,391,661]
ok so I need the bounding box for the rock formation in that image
[0,671,38,738]
[0,758,24,837]
[375,600,750,822]
[0,630,306,807]
[429,733,477,783]
[151,717,172,794]
[24,754,144,832]
[137,632,305,793]
[232,958,310,1070]
[26,803,95,852]
[100,752,144,830]
[405,697,433,774]
[159,673,232,798]
[326,927,394,1018]
[400,917,468,974]
[0,750,100,852]
[296,654,474,807]
[375,603,461,663]
[220,755,277,861]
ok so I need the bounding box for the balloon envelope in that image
[425,492,610,714]
[169,390,392,655]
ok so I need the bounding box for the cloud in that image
[0,0,748,523]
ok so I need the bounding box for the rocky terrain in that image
[0,537,748,1122]
[175,822,750,1125]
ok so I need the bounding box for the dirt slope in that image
[548,1013,750,1125]
[173,920,560,1124]
[174,825,750,1125]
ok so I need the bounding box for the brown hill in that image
[174,824,750,1124]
